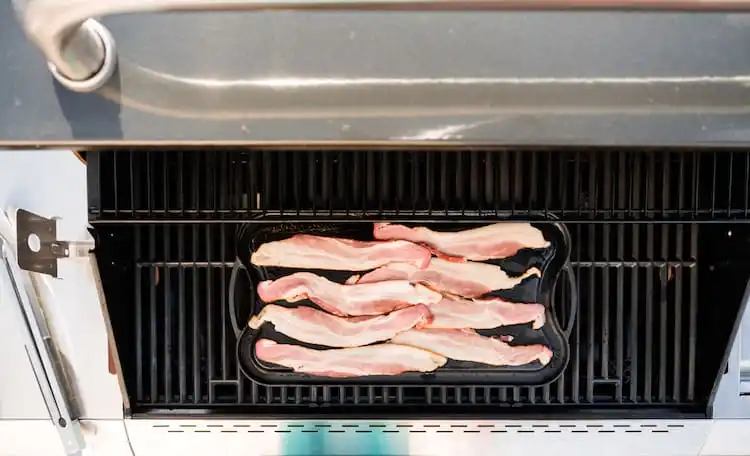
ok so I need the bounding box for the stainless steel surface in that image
[740,360,750,393]
[0,224,84,455]
[14,0,750,93]
[0,418,746,456]
[0,420,133,456]
[740,295,750,395]
[3,418,749,456]
[0,271,49,419]
[5,4,750,145]
[0,151,125,420]
[124,419,712,455]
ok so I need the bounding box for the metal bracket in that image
[16,209,93,277]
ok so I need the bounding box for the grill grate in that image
[91,150,750,417]
[89,149,750,222]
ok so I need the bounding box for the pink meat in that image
[355,258,541,298]
[256,272,442,316]
[251,234,431,271]
[425,296,546,330]
[249,304,433,347]
[255,339,447,377]
[373,223,549,261]
[391,328,552,366]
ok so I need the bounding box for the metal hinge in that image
[16,209,94,277]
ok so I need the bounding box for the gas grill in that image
[91,149,746,418]
[3,1,750,455]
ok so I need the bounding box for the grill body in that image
[90,149,750,417]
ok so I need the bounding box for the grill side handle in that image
[14,0,750,93]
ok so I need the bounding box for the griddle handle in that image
[228,260,244,338]
[562,263,578,338]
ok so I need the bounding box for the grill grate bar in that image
[177,226,186,403]
[129,151,135,217]
[191,226,201,404]
[574,224,583,403]
[645,235,654,402]
[659,265,668,403]
[148,227,157,403]
[163,225,172,402]
[629,226,639,403]
[112,151,119,216]
[688,227,698,401]
[673,225,684,402]
[134,229,143,402]
[587,225,596,403]
[221,225,228,381]
[601,157,612,380]
[206,227,214,403]
[615,231,625,403]
[727,153,734,216]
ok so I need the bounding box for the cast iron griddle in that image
[234,222,572,385]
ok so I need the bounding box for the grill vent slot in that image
[90,150,750,222]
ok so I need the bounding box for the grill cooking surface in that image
[91,150,750,417]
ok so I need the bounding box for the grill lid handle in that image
[14,0,750,92]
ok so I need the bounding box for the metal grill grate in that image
[90,149,750,417]
[89,150,750,222]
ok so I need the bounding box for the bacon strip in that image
[249,304,433,347]
[257,272,442,316]
[373,223,549,261]
[425,296,546,330]
[251,234,431,271]
[255,339,447,377]
[355,258,540,298]
[391,328,552,366]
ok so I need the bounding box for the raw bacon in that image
[391,328,552,366]
[256,272,442,316]
[251,234,431,271]
[373,222,549,260]
[255,339,447,377]
[249,304,433,347]
[355,258,540,298]
[425,296,545,330]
